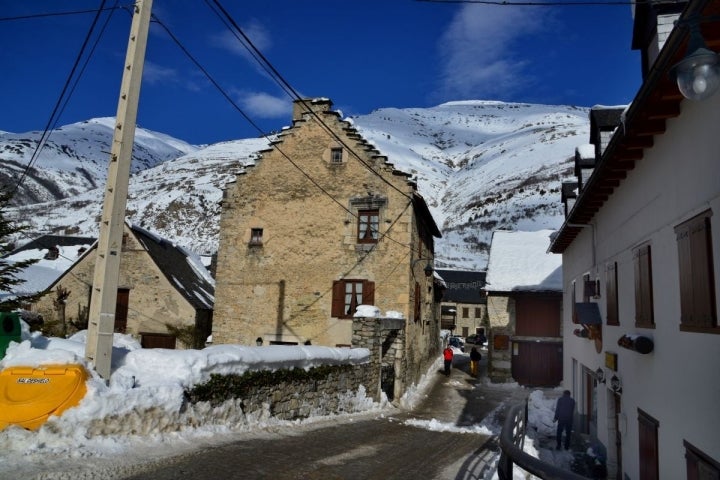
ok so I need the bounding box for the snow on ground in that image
[0,322,568,479]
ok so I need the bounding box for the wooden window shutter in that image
[676,222,695,325]
[362,280,375,305]
[634,244,654,327]
[638,409,659,480]
[606,262,619,325]
[331,281,345,317]
[690,215,716,326]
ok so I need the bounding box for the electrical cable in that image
[8,0,110,200]
[206,0,415,202]
[0,5,126,22]
[151,14,412,250]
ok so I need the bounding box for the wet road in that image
[122,348,529,480]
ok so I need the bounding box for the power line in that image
[151,14,412,251]
[416,0,652,5]
[8,1,112,199]
[206,0,415,202]
[0,6,127,22]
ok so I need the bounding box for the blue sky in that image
[1,0,641,145]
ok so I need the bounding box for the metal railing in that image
[498,399,592,480]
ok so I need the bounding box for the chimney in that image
[292,98,333,122]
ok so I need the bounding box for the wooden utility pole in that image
[85,0,153,379]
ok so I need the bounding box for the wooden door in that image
[511,341,562,386]
[114,288,129,333]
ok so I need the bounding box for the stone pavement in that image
[122,345,541,480]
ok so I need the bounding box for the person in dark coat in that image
[554,390,576,450]
[442,346,454,376]
[469,347,482,376]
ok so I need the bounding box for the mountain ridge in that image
[2,100,590,270]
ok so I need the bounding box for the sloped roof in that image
[551,0,720,253]
[129,224,214,310]
[1,235,97,298]
[435,269,486,304]
[485,230,562,293]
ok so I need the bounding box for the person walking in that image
[554,390,576,450]
[469,346,482,377]
[442,345,454,376]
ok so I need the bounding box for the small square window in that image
[331,148,343,164]
[249,228,263,246]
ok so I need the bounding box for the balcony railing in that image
[498,399,592,480]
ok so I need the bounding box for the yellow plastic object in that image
[0,364,89,430]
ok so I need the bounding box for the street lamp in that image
[411,258,434,277]
[671,16,720,101]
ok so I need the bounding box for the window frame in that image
[675,210,718,333]
[249,228,263,246]
[331,279,375,319]
[634,243,655,328]
[331,147,343,164]
[685,440,720,480]
[357,209,380,244]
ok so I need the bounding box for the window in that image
[357,210,379,244]
[331,147,343,164]
[249,228,263,246]
[675,210,717,332]
[685,440,720,480]
[331,280,375,318]
[475,307,482,318]
[638,409,659,480]
[606,262,619,325]
[462,307,469,318]
[634,243,655,328]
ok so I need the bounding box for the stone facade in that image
[31,224,210,348]
[485,294,514,382]
[212,98,442,393]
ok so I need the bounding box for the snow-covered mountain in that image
[4,101,590,269]
[0,118,198,205]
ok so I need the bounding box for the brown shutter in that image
[606,262,618,325]
[114,288,129,333]
[676,223,695,325]
[634,245,654,327]
[690,216,716,326]
[638,409,659,480]
[331,281,345,317]
[362,280,375,305]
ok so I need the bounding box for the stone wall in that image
[486,294,515,383]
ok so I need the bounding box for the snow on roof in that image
[576,144,595,160]
[484,230,562,292]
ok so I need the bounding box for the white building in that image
[550,0,720,478]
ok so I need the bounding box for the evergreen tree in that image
[0,189,39,311]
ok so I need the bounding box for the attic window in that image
[249,228,263,246]
[44,246,59,260]
[331,148,343,164]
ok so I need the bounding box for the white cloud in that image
[239,91,291,119]
[437,5,546,99]
[142,61,205,92]
[210,20,272,63]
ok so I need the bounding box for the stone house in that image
[484,230,563,386]
[436,269,487,338]
[212,98,442,395]
[28,223,214,349]
[550,0,720,477]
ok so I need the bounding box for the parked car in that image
[466,333,487,346]
[448,336,465,352]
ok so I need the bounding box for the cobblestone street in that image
[122,349,533,480]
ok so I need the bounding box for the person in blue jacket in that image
[554,390,576,450]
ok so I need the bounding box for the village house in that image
[211,98,442,397]
[550,0,720,477]
[483,230,563,387]
[21,224,214,349]
[435,269,487,339]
